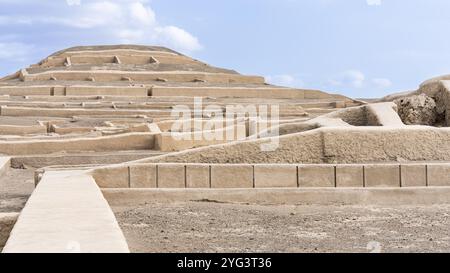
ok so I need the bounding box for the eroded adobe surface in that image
[395,94,438,126]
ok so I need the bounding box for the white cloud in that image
[265,74,304,87]
[129,2,156,26]
[0,15,32,25]
[66,0,81,6]
[372,78,392,88]
[0,42,33,61]
[157,26,203,52]
[329,70,366,88]
[329,70,392,90]
[0,1,202,54]
[366,0,382,6]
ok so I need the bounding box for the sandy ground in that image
[113,201,450,253]
[0,167,34,251]
[0,168,35,213]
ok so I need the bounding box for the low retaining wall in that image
[155,123,247,152]
[103,187,450,206]
[0,124,47,136]
[65,86,148,96]
[12,151,164,169]
[51,125,93,134]
[1,106,171,118]
[49,54,196,66]
[91,162,450,189]
[23,71,265,84]
[151,86,331,99]
[0,133,156,155]
[0,86,54,96]
[136,126,450,164]
[0,85,149,96]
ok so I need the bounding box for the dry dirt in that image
[0,168,35,213]
[113,201,450,253]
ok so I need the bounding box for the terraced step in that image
[21,71,265,84]
[12,150,166,168]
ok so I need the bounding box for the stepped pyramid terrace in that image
[0,45,449,253]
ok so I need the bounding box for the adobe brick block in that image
[157,164,185,188]
[210,165,253,188]
[336,165,363,187]
[93,166,129,188]
[298,165,334,187]
[254,165,297,188]
[186,164,210,188]
[129,164,157,188]
[400,164,426,187]
[427,164,450,186]
[364,165,400,187]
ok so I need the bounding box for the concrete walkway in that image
[2,170,129,253]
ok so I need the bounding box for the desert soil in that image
[0,167,35,251]
[0,168,35,213]
[113,201,450,253]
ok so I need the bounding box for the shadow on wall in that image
[331,106,381,127]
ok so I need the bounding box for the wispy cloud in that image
[66,0,81,6]
[329,70,366,88]
[0,42,33,61]
[329,70,392,90]
[0,0,202,53]
[265,74,305,88]
[366,0,382,6]
[372,78,392,88]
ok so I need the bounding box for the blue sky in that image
[1,0,450,98]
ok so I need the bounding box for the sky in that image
[1,0,450,98]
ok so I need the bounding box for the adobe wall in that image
[365,103,404,126]
[139,129,324,164]
[418,75,450,96]
[23,71,265,84]
[57,54,184,66]
[0,85,149,96]
[325,106,369,126]
[0,125,47,135]
[437,81,450,126]
[155,118,246,132]
[90,162,450,189]
[151,86,349,100]
[155,123,247,152]
[0,132,156,155]
[0,86,54,96]
[65,86,148,96]
[55,49,178,58]
[55,54,196,65]
[0,85,349,101]
[152,86,305,99]
[318,102,402,127]
[322,127,450,163]
[51,125,94,134]
[0,106,171,118]
[134,126,450,164]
